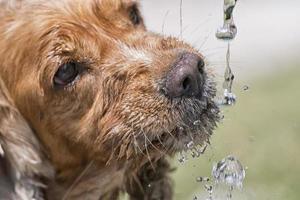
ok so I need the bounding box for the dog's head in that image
[0,0,219,168]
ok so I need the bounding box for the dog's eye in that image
[54,62,80,87]
[129,4,141,25]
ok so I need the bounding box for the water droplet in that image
[196,176,210,183]
[222,89,236,106]
[191,144,207,158]
[212,155,246,189]
[242,85,250,91]
[203,177,210,182]
[216,26,237,40]
[196,176,203,182]
[204,184,214,200]
[191,150,200,158]
[178,152,188,164]
[193,120,201,126]
[204,184,213,193]
[178,157,185,163]
[187,141,194,149]
[216,0,238,41]
[148,184,152,188]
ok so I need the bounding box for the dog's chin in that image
[162,99,219,154]
[132,95,220,158]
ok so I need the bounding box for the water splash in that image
[212,155,245,189]
[192,155,246,199]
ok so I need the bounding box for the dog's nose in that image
[164,52,204,98]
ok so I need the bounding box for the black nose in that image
[164,52,205,98]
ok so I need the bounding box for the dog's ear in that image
[0,77,53,199]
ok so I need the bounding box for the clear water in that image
[192,155,245,200]
[178,152,188,164]
[216,0,238,106]
[216,0,238,41]
[196,177,210,183]
[212,155,245,189]
[242,85,250,91]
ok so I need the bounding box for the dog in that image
[0,0,220,199]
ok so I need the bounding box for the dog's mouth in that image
[132,89,220,156]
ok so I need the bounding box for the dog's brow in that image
[119,43,152,64]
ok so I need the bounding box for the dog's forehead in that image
[32,0,143,43]
[77,0,139,10]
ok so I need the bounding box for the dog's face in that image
[0,0,219,165]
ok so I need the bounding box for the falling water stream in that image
[216,0,238,105]
[177,1,246,199]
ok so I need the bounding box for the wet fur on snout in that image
[0,0,219,199]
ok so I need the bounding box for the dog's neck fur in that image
[47,162,125,200]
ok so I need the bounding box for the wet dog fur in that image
[0,0,219,199]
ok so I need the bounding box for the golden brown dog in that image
[0,0,220,199]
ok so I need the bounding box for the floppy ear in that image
[0,77,53,199]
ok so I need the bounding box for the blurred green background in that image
[172,66,300,200]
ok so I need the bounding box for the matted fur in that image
[0,77,53,199]
[0,0,219,199]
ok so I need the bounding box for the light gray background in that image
[140,0,300,79]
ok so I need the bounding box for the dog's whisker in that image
[62,161,94,200]
[196,30,214,51]
[133,135,145,156]
[143,133,155,170]
[161,10,170,34]
[141,127,166,156]
[155,134,168,152]
[179,0,183,39]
